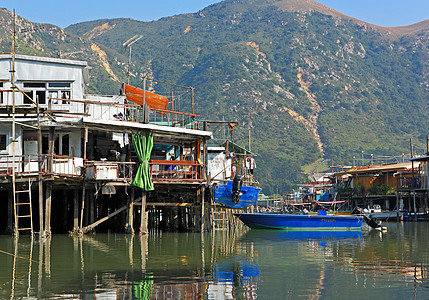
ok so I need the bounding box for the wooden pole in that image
[89,191,95,225]
[62,190,68,231]
[171,91,174,127]
[201,186,205,233]
[191,88,195,114]
[44,183,52,235]
[79,181,86,229]
[427,135,429,154]
[48,128,55,173]
[73,189,79,231]
[140,190,148,234]
[83,128,88,160]
[6,190,13,234]
[125,188,135,234]
[37,94,44,235]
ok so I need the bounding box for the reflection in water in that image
[1,223,429,298]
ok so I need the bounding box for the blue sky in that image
[1,0,428,28]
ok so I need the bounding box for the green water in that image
[1,223,429,299]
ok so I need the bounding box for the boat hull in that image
[214,181,261,208]
[367,211,404,221]
[234,213,363,230]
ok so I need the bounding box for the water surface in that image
[1,223,429,299]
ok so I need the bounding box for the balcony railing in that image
[396,176,421,190]
[0,155,205,183]
[45,97,199,129]
[149,160,204,182]
[0,154,82,176]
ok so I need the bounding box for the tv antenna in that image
[123,35,143,84]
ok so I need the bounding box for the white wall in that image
[0,55,87,114]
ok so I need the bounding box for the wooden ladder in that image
[13,179,34,235]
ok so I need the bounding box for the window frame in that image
[22,82,73,105]
[0,133,8,153]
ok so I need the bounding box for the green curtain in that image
[130,131,154,191]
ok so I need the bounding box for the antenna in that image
[123,35,143,84]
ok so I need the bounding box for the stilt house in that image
[0,54,212,235]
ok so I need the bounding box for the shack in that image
[0,53,212,235]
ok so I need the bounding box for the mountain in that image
[1,0,429,194]
[0,8,129,94]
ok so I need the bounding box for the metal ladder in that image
[13,179,34,235]
[211,207,228,230]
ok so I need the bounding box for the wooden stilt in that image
[125,188,135,234]
[6,190,13,234]
[396,192,400,221]
[44,183,52,235]
[38,125,44,236]
[62,190,68,231]
[73,189,79,231]
[84,191,90,227]
[201,186,205,233]
[79,180,86,230]
[48,127,55,173]
[140,191,148,234]
[89,190,95,225]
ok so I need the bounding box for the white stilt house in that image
[0,54,212,235]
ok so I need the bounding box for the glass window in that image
[49,82,71,88]
[0,83,3,104]
[23,91,34,104]
[0,134,6,150]
[61,134,69,156]
[24,82,45,88]
[36,90,46,105]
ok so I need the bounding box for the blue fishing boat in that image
[214,180,261,208]
[234,212,363,230]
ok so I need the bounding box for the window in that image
[62,134,69,156]
[48,82,71,88]
[0,134,6,151]
[53,134,70,155]
[24,82,45,88]
[48,82,72,104]
[0,82,3,104]
[36,90,46,105]
[20,82,73,105]
[23,91,33,104]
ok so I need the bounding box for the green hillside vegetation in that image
[0,0,428,194]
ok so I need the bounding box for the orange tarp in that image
[124,83,168,111]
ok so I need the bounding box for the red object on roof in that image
[124,83,168,111]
